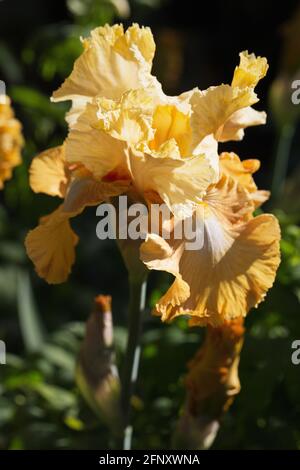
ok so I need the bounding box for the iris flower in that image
[0,95,23,188]
[25,24,280,327]
[25,24,216,283]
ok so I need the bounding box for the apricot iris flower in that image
[0,95,23,189]
[25,24,216,283]
[25,24,280,327]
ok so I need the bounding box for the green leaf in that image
[41,344,75,371]
[32,383,76,411]
[17,270,45,353]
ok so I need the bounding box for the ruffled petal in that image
[181,214,280,325]
[25,206,79,284]
[203,174,254,226]
[113,23,155,63]
[152,213,280,325]
[190,52,268,146]
[29,146,67,197]
[220,152,270,208]
[94,89,154,145]
[190,85,258,145]
[140,233,190,319]
[232,51,268,89]
[218,107,266,142]
[52,24,157,124]
[63,177,130,212]
[129,148,216,219]
[65,102,129,178]
[192,134,219,181]
[141,233,180,274]
[147,138,182,160]
[25,170,127,283]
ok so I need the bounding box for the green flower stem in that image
[121,275,147,450]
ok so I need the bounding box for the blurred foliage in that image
[0,0,300,450]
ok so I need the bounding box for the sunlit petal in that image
[190,85,258,145]
[29,145,67,197]
[232,51,268,89]
[220,152,270,208]
[129,148,215,219]
[52,24,158,124]
[218,107,266,142]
